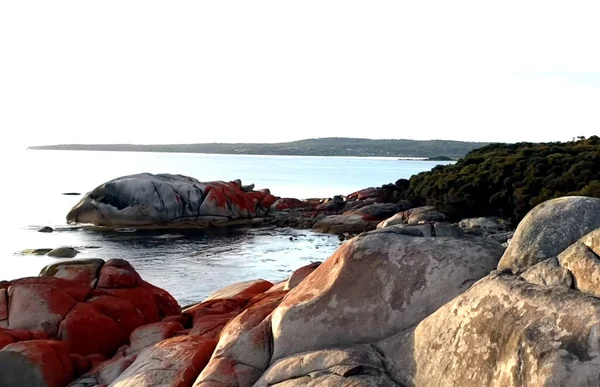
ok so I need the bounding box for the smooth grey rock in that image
[66,173,264,228]
[459,217,508,230]
[378,273,600,387]
[270,229,504,362]
[255,345,398,387]
[47,247,79,258]
[433,222,464,238]
[521,257,573,288]
[377,213,404,229]
[557,229,600,297]
[313,214,379,234]
[348,203,406,221]
[403,206,446,225]
[498,196,600,274]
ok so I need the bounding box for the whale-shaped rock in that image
[66,173,278,228]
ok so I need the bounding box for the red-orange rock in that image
[284,262,322,291]
[194,357,259,387]
[184,298,246,319]
[0,287,7,328]
[0,340,74,387]
[261,194,279,209]
[142,281,182,317]
[0,330,14,350]
[110,335,217,387]
[190,311,240,339]
[11,277,91,302]
[58,303,124,357]
[69,353,137,387]
[8,283,76,337]
[70,353,93,376]
[270,198,309,211]
[162,314,192,328]
[38,259,104,288]
[85,353,107,367]
[127,321,184,355]
[87,295,146,339]
[98,286,160,323]
[204,279,273,301]
[194,293,285,386]
[265,281,286,293]
[97,259,142,289]
[346,187,381,201]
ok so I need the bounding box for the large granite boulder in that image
[66,173,279,228]
[499,196,600,274]
[377,272,600,386]
[269,228,504,362]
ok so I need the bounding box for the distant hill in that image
[29,137,490,159]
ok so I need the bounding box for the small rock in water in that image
[20,248,53,256]
[62,192,81,196]
[289,237,293,241]
[154,234,184,240]
[47,247,79,258]
[38,226,53,233]
[338,234,346,241]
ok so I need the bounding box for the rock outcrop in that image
[499,196,600,274]
[10,195,600,386]
[66,173,281,228]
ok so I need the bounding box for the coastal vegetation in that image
[398,136,600,224]
[29,137,487,159]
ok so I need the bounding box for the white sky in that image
[1,1,599,148]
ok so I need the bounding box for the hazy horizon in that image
[2,2,599,149]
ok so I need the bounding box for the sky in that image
[1,1,599,148]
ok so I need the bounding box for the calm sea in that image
[1,150,452,304]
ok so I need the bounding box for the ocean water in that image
[0,150,452,304]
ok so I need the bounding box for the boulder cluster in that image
[5,172,600,386]
[63,174,513,246]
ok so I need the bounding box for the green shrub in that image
[405,136,600,225]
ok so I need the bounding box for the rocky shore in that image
[4,173,600,386]
[62,173,513,244]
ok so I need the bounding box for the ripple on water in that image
[2,225,341,306]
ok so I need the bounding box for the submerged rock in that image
[66,173,279,228]
[47,247,79,258]
[19,248,53,256]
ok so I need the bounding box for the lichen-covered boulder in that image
[194,291,287,386]
[1,258,181,366]
[109,335,217,387]
[270,228,504,363]
[378,272,600,386]
[66,173,278,227]
[0,340,74,387]
[499,196,600,274]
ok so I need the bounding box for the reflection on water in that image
[5,225,341,305]
[1,150,448,305]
